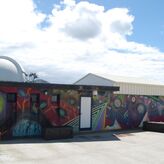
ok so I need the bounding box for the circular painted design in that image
[114,98,122,108]
[40,101,47,110]
[137,104,145,114]
[18,89,26,97]
[68,98,75,105]
[150,102,157,109]
[131,96,136,103]
[0,96,5,113]
[59,108,67,118]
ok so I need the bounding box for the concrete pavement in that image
[0,130,164,164]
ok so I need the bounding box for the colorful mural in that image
[105,95,164,130]
[13,119,41,137]
[0,84,164,140]
[0,86,81,139]
[91,93,164,131]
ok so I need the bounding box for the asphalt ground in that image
[0,129,164,164]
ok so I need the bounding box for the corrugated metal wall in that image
[114,82,164,95]
[75,73,164,96]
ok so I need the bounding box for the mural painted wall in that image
[0,86,81,139]
[93,94,164,131]
[0,84,164,140]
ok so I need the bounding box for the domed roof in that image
[34,79,49,83]
[0,56,25,82]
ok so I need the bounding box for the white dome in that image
[0,56,25,82]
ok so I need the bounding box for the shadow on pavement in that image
[0,129,144,144]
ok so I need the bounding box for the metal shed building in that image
[75,73,164,96]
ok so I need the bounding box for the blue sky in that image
[34,0,164,52]
[0,0,164,83]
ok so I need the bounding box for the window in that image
[7,93,17,103]
[51,95,57,103]
[31,94,39,103]
[51,94,60,103]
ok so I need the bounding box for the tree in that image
[22,71,38,82]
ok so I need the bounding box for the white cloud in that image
[0,0,164,83]
[63,15,101,40]
[107,8,134,36]
[0,0,45,44]
[60,0,76,7]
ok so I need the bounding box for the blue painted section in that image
[13,119,41,137]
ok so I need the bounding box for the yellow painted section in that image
[0,96,4,113]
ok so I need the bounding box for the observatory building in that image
[0,56,25,82]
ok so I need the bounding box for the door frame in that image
[79,96,92,131]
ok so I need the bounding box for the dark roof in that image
[0,81,119,91]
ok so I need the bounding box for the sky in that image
[0,0,164,83]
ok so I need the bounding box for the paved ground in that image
[0,129,164,164]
